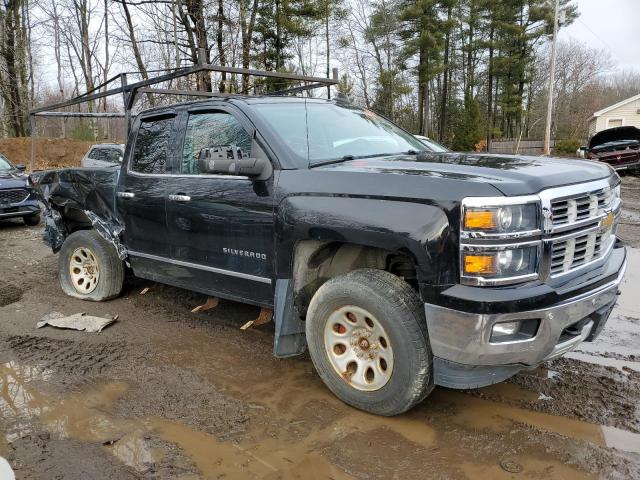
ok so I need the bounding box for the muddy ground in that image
[0,179,639,479]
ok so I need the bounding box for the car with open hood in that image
[586,126,640,171]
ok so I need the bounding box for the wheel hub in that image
[351,328,379,360]
[324,305,394,392]
[69,247,100,294]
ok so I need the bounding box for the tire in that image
[23,212,41,226]
[59,230,124,301]
[306,268,433,416]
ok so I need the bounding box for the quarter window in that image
[182,112,252,174]
[131,117,174,174]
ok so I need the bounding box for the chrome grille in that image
[550,231,612,275]
[550,187,614,228]
[0,189,28,205]
[544,181,619,278]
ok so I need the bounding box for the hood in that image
[0,169,29,189]
[589,126,640,149]
[315,152,612,196]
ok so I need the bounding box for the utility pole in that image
[543,0,560,156]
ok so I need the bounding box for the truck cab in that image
[37,97,626,416]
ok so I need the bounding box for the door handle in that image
[116,191,135,199]
[168,194,191,202]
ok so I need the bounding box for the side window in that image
[131,116,174,174]
[182,112,252,175]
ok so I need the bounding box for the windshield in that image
[415,135,449,153]
[252,102,427,166]
[0,155,12,171]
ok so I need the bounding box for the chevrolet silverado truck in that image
[35,97,626,416]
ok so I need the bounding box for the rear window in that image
[89,147,122,163]
[131,117,174,174]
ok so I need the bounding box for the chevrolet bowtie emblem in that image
[601,210,615,230]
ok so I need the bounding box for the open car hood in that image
[589,126,640,149]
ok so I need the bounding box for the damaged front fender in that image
[34,168,127,259]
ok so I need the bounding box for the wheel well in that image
[60,206,93,234]
[292,240,418,317]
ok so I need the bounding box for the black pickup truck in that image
[36,97,626,416]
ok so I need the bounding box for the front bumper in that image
[590,153,640,171]
[425,245,626,388]
[0,200,40,219]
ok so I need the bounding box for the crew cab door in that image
[165,106,275,306]
[116,112,177,275]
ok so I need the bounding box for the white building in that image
[588,93,640,137]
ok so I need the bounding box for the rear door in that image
[164,105,276,306]
[117,113,177,278]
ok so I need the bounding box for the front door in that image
[117,113,177,279]
[165,107,275,306]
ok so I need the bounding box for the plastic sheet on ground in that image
[36,311,118,333]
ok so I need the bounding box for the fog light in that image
[490,319,540,343]
[492,321,521,338]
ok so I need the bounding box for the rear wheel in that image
[59,230,124,301]
[306,269,433,416]
[23,212,40,226]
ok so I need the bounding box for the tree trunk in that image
[486,23,495,151]
[239,0,258,92]
[325,3,330,99]
[217,0,226,93]
[439,5,452,142]
[120,0,154,105]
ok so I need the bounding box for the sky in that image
[560,0,640,72]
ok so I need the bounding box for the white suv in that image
[81,144,125,168]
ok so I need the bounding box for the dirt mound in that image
[0,137,94,171]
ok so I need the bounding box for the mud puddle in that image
[4,353,637,479]
[148,334,640,479]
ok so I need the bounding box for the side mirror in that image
[15,164,26,171]
[198,145,267,177]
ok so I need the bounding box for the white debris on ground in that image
[0,457,15,480]
[36,312,118,333]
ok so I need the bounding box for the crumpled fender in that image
[33,168,127,259]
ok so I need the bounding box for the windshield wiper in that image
[310,153,396,168]
[405,149,430,155]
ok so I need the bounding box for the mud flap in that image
[273,279,307,358]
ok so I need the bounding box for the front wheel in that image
[59,230,124,301]
[306,269,433,416]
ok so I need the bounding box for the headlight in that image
[463,204,538,234]
[460,196,541,286]
[462,245,538,283]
